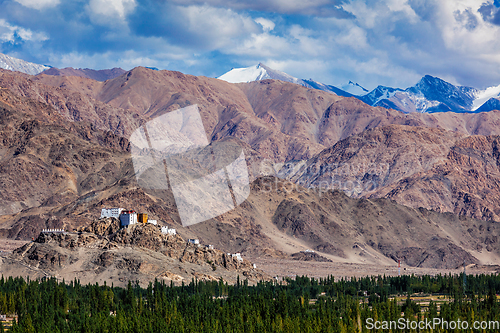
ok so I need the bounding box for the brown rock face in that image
[291,125,500,222]
[80,217,121,236]
[0,95,131,217]
[236,177,500,269]
[290,251,333,262]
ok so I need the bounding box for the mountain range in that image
[1,53,500,274]
[3,52,500,115]
[219,63,500,114]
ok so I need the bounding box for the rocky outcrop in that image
[79,217,120,236]
[9,220,268,286]
[290,252,333,262]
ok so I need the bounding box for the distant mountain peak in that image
[218,63,302,85]
[0,53,50,75]
[218,63,352,97]
[358,75,500,114]
[220,64,500,114]
[348,80,368,92]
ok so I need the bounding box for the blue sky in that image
[1,0,500,90]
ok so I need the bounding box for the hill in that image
[0,219,267,287]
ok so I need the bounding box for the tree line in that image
[0,272,499,332]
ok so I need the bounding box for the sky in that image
[1,0,500,90]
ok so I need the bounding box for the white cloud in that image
[87,0,137,24]
[255,17,275,32]
[177,5,260,49]
[5,0,500,91]
[14,0,59,10]
[168,0,344,16]
[231,32,291,57]
[0,19,48,43]
[48,50,162,70]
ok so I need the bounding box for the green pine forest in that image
[0,273,499,332]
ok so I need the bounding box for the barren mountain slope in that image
[32,68,500,162]
[291,125,500,221]
[372,134,500,221]
[35,68,334,161]
[1,68,500,272]
[41,67,126,81]
[0,69,142,137]
[0,89,131,218]
[189,177,500,269]
[4,173,500,270]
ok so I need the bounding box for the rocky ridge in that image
[289,125,500,222]
[2,218,268,287]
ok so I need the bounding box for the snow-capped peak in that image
[218,64,500,114]
[218,63,302,84]
[340,81,369,95]
[0,53,50,75]
[218,63,353,97]
[472,84,500,111]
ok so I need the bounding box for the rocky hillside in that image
[41,67,126,81]
[1,67,500,273]
[234,177,500,269]
[0,218,267,287]
[290,125,500,222]
[4,176,499,272]
[0,88,131,219]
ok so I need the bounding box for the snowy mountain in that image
[340,81,369,95]
[218,63,298,84]
[0,53,50,75]
[219,63,500,113]
[360,75,500,113]
[218,63,353,97]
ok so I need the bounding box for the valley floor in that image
[249,257,500,281]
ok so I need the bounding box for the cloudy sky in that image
[1,0,500,90]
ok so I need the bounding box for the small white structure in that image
[232,253,243,262]
[206,245,214,250]
[253,263,257,269]
[147,219,157,225]
[161,226,176,235]
[42,229,65,234]
[120,211,137,227]
[303,249,315,253]
[101,208,124,219]
[0,314,6,321]
[188,239,200,245]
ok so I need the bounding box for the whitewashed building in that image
[148,219,157,225]
[232,253,243,262]
[161,226,176,235]
[119,211,137,227]
[188,239,200,245]
[42,229,65,234]
[101,208,124,219]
